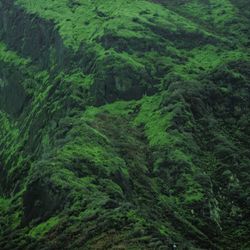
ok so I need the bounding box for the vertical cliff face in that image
[0,0,64,70]
[0,0,249,249]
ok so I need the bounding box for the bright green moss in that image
[209,0,236,27]
[134,95,172,147]
[84,100,135,122]
[0,42,31,66]
[16,0,218,55]
[0,41,49,96]
[173,45,249,79]
[29,216,59,238]
[57,71,94,90]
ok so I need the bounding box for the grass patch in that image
[29,216,60,238]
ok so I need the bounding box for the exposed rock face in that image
[0,0,65,70]
[0,77,26,116]
[0,0,249,249]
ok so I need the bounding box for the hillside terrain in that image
[0,0,249,249]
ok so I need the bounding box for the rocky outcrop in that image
[0,0,65,70]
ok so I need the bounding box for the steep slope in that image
[0,0,249,249]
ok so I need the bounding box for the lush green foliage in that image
[0,0,249,249]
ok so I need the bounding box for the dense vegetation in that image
[0,0,249,249]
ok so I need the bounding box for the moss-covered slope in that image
[0,0,249,249]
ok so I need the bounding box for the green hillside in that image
[0,0,249,249]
